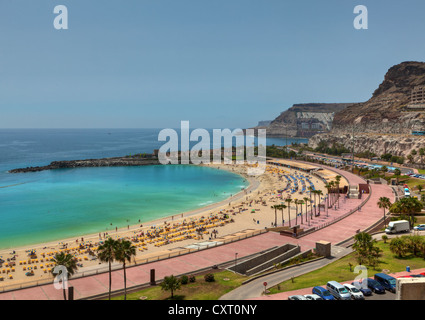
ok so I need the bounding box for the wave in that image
[0,182,29,189]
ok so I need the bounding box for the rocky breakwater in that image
[9,157,160,173]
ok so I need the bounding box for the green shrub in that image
[204,273,215,282]
[189,275,196,283]
[180,275,189,285]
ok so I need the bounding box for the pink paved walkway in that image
[0,165,396,300]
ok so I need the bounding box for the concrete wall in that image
[228,244,299,276]
[396,278,425,300]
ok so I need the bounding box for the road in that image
[220,246,352,300]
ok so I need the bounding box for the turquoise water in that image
[0,129,306,250]
[0,165,248,250]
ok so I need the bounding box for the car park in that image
[326,281,351,300]
[288,295,308,300]
[312,286,335,300]
[303,294,323,300]
[344,284,365,300]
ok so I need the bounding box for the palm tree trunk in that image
[109,261,112,300]
[123,262,127,300]
[295,204,298,226]
[63,288,67,301]
[281,208,284,226]
[288,207,291,227]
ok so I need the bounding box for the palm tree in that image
[298,200,304,224]
[324,182,332,208]
[335,175,342,208]
[51,252,78,300]
[271,205,279,227]
[316,190,323,215]
[389,237,407,258]
[352,232,376,265]
[280,204,287,226]
[308,186,314,218]
[97,237,118,300]
[303,197,310,225]
[161,275,181,299]
[377,197,392,228]
[328,181,335,207]
[390,197,424,229]
[285,198,293,227]
[311,190,317,217]
[294,199,299,225]
[115,239,136,300]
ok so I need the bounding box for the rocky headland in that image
[9,156,160,173]
[309,61,425,162]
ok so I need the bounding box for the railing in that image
[0,229,267,293]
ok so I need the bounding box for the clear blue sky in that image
[1,0,424,129]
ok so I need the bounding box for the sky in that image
[0,0,425,129]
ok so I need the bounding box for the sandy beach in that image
[0,161,344,290]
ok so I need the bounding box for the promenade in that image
[0,164,395,300]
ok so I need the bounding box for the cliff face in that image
[309,61,425,161]
[263,103,354,137]
[332,61,425,134]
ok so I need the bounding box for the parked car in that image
[344,284,365,300]
[364,278,386,294]
[374,273,396,293]
[413,224,425,231]
[288,295,308,300]
[351,281,372,296]
[304,294,323,300]
[326,281,351,300]
[312,286,335,300]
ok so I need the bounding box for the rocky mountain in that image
[331,61,425,134]
[309,61,425,163]
[263,103,355,137]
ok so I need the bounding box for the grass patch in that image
[111,270,246,300]
[268,240,425,295]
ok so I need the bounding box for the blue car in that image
[365,278,386,294]
[414,224,425,231]
[351,281,372,296]
[312,286,335,300]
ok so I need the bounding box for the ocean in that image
[0,129,307,249]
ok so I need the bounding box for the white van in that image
[326,281,351,300]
